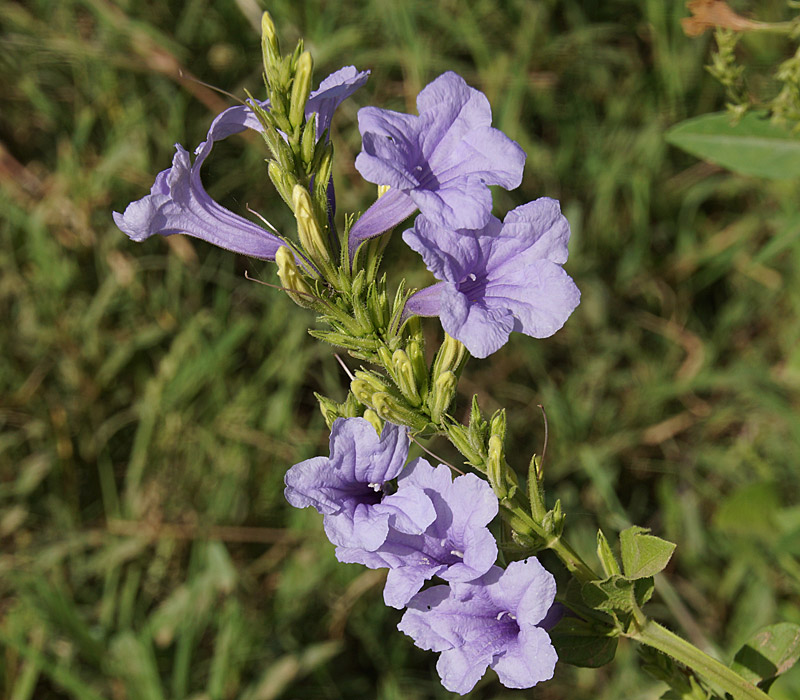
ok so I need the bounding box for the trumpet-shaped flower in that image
[348,71,525,253]
[336,458,498,608]
[284,418,435,552]
[398,558,558,695]
[403,197,581,358]
[113,66,368,258]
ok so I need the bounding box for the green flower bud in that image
[293,184,330,265]
[275,246,316,308]
[446,422,485,469]
[527,453,547,522]
[308,329,379,354]
[428,370,457,424]
[350,378,376,408]
[486,434,507,499]
[431,333,467,381]
[490,409,506,443]
[362,409,384,435]
[289,51,313,130]
[301,117,317,166]
[353,369,393,396]
[406,340,428,400]
[372,392,429,431]
[542,499,565,539]
[261,12,280,72]
[392,349,421,406]
[377,346,394,374]
[596,529,621,577]
[314,392,339,429]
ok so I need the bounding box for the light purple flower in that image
[336,458,498,609]
[348,71,525,253]
[113,66,369,258]
[398,558,558,695]
[403,197,581,358]
[284,418,435,552]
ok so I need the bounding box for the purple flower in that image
[348,71,525,253]
[336,458,498,609]
[284,418,435,552]
[113,66,369,258]
[398,558,558,695]
[403,197,581,358]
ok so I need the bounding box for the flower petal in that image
[490,625,558,689]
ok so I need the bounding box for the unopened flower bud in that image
[292,185,330,265]
[490,409,506,443]
[362,409,384,436]
[261,12,280,63]
[431,333,467,381]
[275,246,316,308]
[314,392,339,429]
[353,370,393,396]
[289,51,313,129]
[428,370,457,424]
[392,349,421,406]
[406,340,428,400]
[447,422,484,469]
[486,434,508,500]
[372,392,429,431]
[301,117,317,166]
[350,378,376,408]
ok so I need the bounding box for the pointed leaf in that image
[665,112,800,179]
[620,526,676,580]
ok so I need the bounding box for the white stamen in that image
[496,611,507,621]
[440,539,447,547]
[450,549,464,558]
[367,482,381,491]
[467,273,477,282]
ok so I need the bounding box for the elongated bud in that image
[597,529,621,577]
[289,51,313,130]
[377,346,394,372]
[490,409,506,443]
[447,422,484,468]
[486,434,507,499]
[428,370,457,424]
[431,333,467,381]
[392,349,421,406]
[301,116,317,166]
[350,378,376,408]
[353,369,393,395]
[542,499,565,539]
[315,392,339,429]
[275,246,316,308]
[406,340,428,400]
[261,12,280,66]
[372,393,429,431]
[293,185,330,265]
[314,144,333,195]
[527,454,547,521]
[362,409,383,435]
[268,161,296,208]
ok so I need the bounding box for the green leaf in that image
[635,577,655,607]
[730,622,800,687]
[620,526,676,580]
[549,617,619,668]
[665,112,800,179]
[581,575,635,613]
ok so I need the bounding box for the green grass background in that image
[3,0,800,698]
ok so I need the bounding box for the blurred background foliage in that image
[2,0,800,698]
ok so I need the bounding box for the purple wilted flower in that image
[284,418,435,552]
[113,67,368,258]
[402,197,581,359]
[348,71,525,253]
[398,558,558,695]
[336,458,498,609]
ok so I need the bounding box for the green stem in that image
[628,618,772,700]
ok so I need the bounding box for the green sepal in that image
[619,525,676,580]
[549,617,619,668]
[308,329,379,353]
[446,421,485,470]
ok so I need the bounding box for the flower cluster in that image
[284,417,558,694]
[114,68,579,359]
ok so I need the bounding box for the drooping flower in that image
[348,71,526,253]
[113,66,369,258]
[284,418,435,552]
[336,458,498,609]
[398,558,558,695]
[402,197,581,358]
